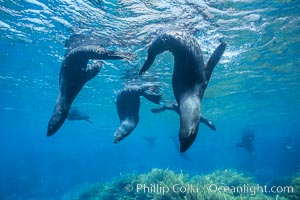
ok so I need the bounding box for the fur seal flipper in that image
[151,104,180,114]
[151,104,216,130]
[140,31,226,152]
[204,41,226,90]
[47,45,131,136]
[113,84,162,143]
[200,115,216,131]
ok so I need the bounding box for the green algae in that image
[283,170,300,200]
[71,169,293,200]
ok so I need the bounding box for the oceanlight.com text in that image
[208,183,294,195]
[124,183,294,196]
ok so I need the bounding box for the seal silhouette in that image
[236,129,256,155]
[47,45,132,136]
[113,84,161,143]
[67,107,93,124]
[140,31,226,152]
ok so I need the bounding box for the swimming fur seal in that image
[140,31,226,152]
[236,129,256,155]
[142,136,157,148]
[113,84,162,143]
[151,104,216,131]
[47,45,132,136]
[67,107,93,124]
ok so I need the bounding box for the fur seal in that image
[151,104,216,131]
[67,107,93,124]
[142,136,157,148]
[284,136,296,153]
[47,45,132,136]
[236,129,256,155]
[140,31,226,152]
[113,84,161,143]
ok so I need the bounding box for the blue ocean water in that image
[0,0,299,199]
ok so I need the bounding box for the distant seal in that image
[67,107,93,124]
[47,45,132,136]
[151,104,216,131]
[236,129,256,155]
[113,84,162,143]
[284,135,296,153]
[142,136,157,148]
[140,31,226,152]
